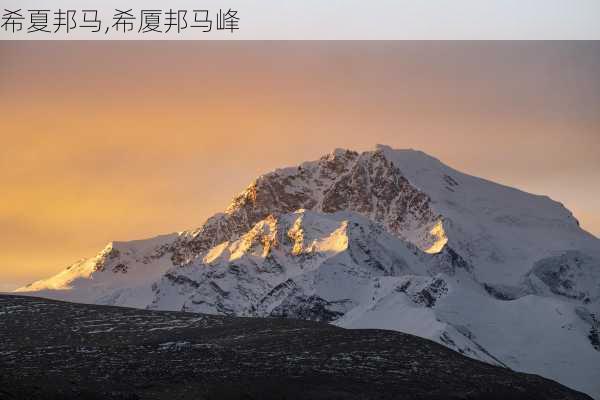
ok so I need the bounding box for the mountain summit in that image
[17,145,600,398]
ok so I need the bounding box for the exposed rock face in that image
[171,149,445,266]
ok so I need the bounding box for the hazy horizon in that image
[1,41,599,288]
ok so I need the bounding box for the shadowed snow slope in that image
[17,145,600,398]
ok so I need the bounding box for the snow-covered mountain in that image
[17,145,600,398]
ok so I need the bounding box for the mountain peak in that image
[182,147,445,265]
[323,147,356,160]
[14,144,600,399]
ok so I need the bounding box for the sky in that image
[0,41,599,290]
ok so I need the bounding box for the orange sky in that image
[1,41,599,290]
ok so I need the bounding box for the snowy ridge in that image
[16,145,600,398]
[18,234,179,308]
[378,145,599,284]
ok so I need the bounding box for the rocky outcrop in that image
[170,149,445,267]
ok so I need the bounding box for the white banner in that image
[0,0,599,40]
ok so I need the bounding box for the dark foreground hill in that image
[0,295,591,400]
